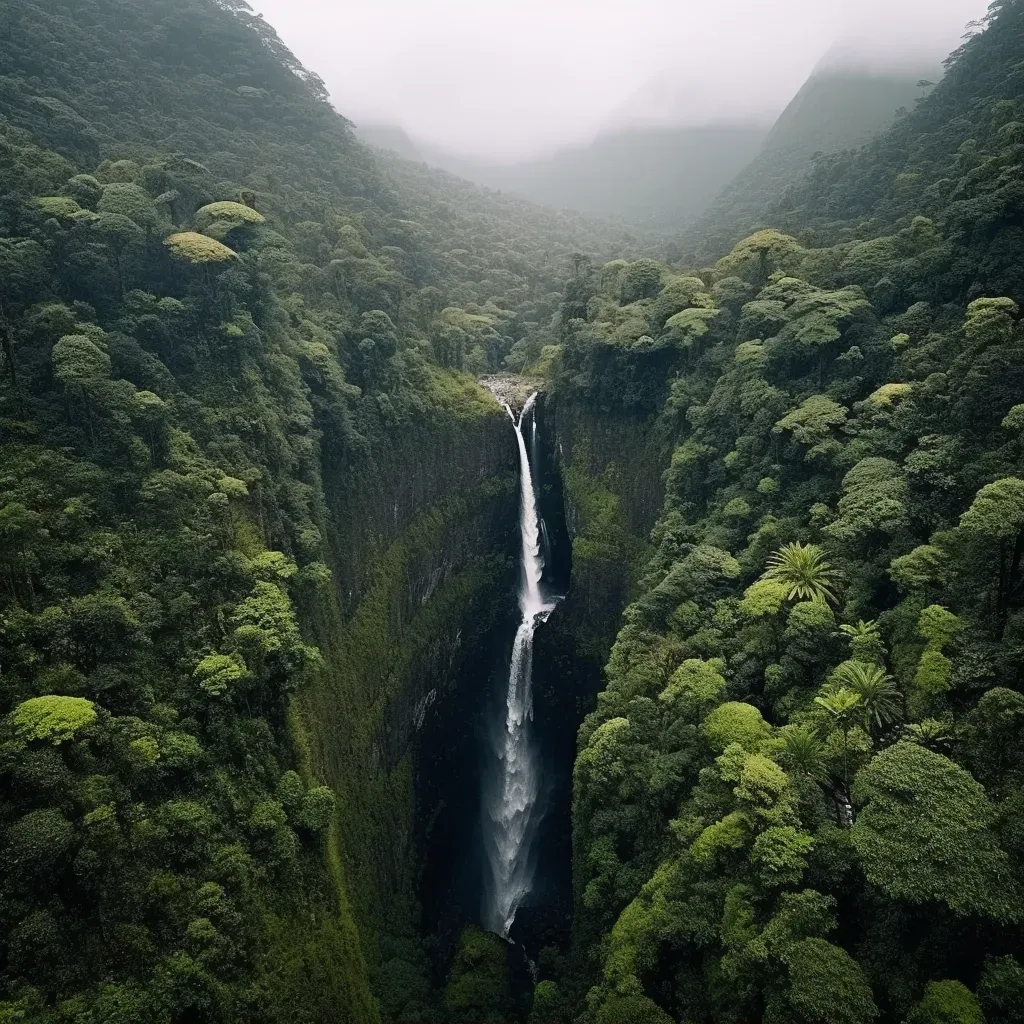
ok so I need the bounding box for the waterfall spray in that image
[483,393,560,937]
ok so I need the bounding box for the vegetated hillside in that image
[353,123,424,161]
[7,0,1024,1020]
[678,66,934,263]
[0,0,615,1020]
[369,150,646,370]
[385,123,769,231]
[539,2,1024,1022]
[770,0,1024,259]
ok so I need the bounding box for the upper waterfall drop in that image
[483,392,561,937]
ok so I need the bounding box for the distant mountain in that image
[355,121,770,230]
[677,65,936,261]
[461,123,770,229]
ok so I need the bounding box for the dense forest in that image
[2,0,1024,1022]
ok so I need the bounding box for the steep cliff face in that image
[292,394,519,980]
[512,395,672,955]
[549,397,670,663]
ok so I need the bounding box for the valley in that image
[1,0,1024,1022]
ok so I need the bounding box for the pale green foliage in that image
[658,658,726,720]
[825,458,908,544]
[906,980,983,1024]
[917,605,964,651]
[64,173,103,207]
[195,200,266,230]
[164,231,238,263]
[890,545,946,590]
[10,695,97,744]
[664,306,721,347]
[738,298,789,340]
[761,542,840,604]
[1002,404,1024,432]
[750,825,814,886]
[247,550,298,582]
[231,582,298,655]
[619,259,664,303]
[866,382,912,407]
[35,195,82,218]
[701,702,771,752]
[133,389,166,417]
[783,288,873,353]
[576,717,632,793]
[715,230,802,283]
[838,620,885,663]
[774,396,848,451]
[97,182,159,230]
[779,726,829,784]
[741,578,790,617]
[814,688,863,733]
[723,497,752,518]
[959,477,1024,538]
[296,786,335,832]
[691,810,748,864]
[52,334,111,391]
[193,652,248,697]
[915,649,953,696]
[735,753,790,811]
[215,475,248,498]
[962,296,1018,347]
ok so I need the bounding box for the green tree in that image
[761,543,840,604]
[851,742,1018,920]
[906,980,983,1024]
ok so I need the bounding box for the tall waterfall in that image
[483,393,559,937]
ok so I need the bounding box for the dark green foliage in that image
[0,0,633,1020]
[442,927,514,1023]
[851,743,1017,920]
[562,8,1024,1021]
[6,0,1024,1021]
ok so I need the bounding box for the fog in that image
[247,0,990,162]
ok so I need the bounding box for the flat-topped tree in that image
[164,231,238,264]
[194,200,266,241]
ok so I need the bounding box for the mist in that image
[248,0,990,162]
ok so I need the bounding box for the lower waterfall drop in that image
[483,392,561,937]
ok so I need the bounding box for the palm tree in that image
[762,542,840,605]
[903,718,956,753]
[780,726,829,785]
[838,619,879,643]
[814,687,863,797]
[838,619,885,662]
[830,661,902,733]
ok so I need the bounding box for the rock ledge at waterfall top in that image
[479,375,546,411]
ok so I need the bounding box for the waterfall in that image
[483,392,559,937]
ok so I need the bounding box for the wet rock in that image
[479,374,545,411]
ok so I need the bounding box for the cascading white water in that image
[483,392,559,937]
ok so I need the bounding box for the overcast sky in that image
[248,0,990,162]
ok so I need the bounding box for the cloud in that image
[247,0,990,161]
